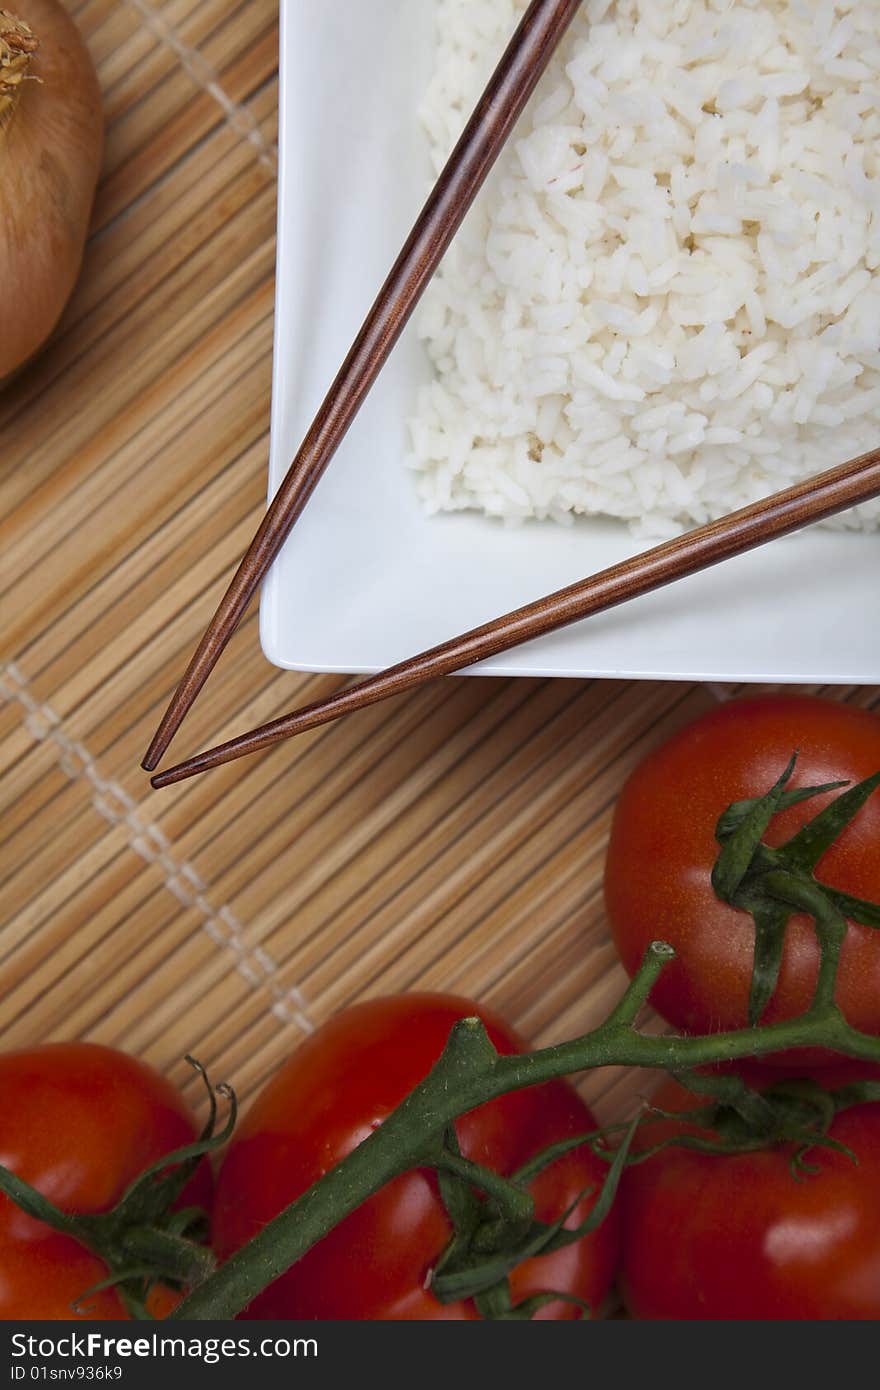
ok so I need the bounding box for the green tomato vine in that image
[3,759,880,1319]
[171,759,880,1319]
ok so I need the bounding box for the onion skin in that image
[0,2,102,382]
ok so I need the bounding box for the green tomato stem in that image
[760,869,848,1016]
[433,1150,534,1230]
[120,1227,216,1287]
[172,942,880,1320]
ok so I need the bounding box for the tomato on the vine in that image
[213,993,619,1320]
[619,1067,880,1320]
[605,695,880,1039]
[0,1043,212,1320]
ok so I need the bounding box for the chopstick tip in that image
[142,737,166,772]
[143,708,186,770]
[150,766,181,790]
[150,750,218,788]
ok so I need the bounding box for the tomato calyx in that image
[0,1058,235,1318]
[427,1113,639,1319]
[711,756,880,1024]
[629,1067,880,1178]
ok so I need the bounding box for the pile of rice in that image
[409,0,880,537]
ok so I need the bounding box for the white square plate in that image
[262,0,879,683]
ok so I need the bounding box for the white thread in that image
[158,851,183,880]
[234,955,259,986]
[253,946,276,974]
[125,0,278,175]
[705,683,735,703]
[166,875,196,906]
[203,919,228,948]
[24,706,60,741]
[180,862,204,892]
[1,662,313,1033]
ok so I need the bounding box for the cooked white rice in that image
[409,0,880,538]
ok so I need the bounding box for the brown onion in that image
[0,2,102,382]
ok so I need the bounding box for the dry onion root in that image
[0,2,102,382]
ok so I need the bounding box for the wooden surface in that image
[1,0,878,1138]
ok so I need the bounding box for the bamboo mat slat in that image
[2,0,879,1165]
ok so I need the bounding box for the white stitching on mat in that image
[125,0,278,175]
[0,662,313,1033]
[705,683,734,702]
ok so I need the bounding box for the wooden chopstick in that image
[150,446,880,788]
[142,0,585,773]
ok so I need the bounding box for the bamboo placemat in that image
[1,0,878,1139]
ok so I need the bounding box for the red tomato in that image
[214,994,619,1320]
[620,1068,880,1320]
[0,1043,212,1320]
[604,695,880,1040]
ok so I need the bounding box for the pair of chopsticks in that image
[144,0,880,790]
